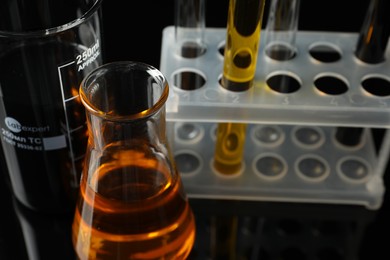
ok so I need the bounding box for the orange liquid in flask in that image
[72,147,195,260]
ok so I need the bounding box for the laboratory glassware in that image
[0,0,104,213]
[336,0,390,147]
[175,0,206,58]
[355,0,390,64]
[72,61,196,260]
[264,0,301,61]
[214,0,266,176]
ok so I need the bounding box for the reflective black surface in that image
[1,167,389,260]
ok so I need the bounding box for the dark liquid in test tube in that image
[355,0,390,64]
[336,0,390,147]
[335,127,364,147]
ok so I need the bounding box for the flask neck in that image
[86,107,167,151]
[79,61,170,151]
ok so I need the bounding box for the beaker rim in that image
[0,0,103,38]
[80,61,170,122]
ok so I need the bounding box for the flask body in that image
[72,61,195,260]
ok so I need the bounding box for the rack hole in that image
[361,75,390,97]
[266,72,301,94]
[175,123,204,144]
[292,126,324,149]
[253,154,287,180]
[210,124,218,141]
[175,151,202,176]
[265,43,296,61]
[309,43,342,63]
[337,157,371,184]
[251,125,285,147]
[218,43,225,57]
[173,70,206,90]
[296,155,329,182]
[314,74,349,95]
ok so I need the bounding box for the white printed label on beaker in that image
[1,117,66,151]
[76,39,101,72]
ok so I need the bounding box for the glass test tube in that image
[174,0,206,58]
[355,0,390,64]
[264,0,301,61]
[337,0,390,147]
[213,0,266,176]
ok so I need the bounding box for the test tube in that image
[174,0,206,58]
[220,0,266,91]
[264,0,301,61]
[214,123,248,175]
[335,127,364,147]
[336,0,390,147]
[355,0,390,64]
[213,0,266,176]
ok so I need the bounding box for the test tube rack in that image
[160,26,390,210]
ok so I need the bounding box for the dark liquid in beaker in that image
[72,148,195,260]
[0,41,97,212]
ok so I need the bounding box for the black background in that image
[101,0,371,67]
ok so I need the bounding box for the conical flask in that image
[72,61,196,260]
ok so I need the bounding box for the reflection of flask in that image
[72,61,196,260]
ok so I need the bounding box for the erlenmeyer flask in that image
[72,61,196,260]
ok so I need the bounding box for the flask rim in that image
[79,61,169,122]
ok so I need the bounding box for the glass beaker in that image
[0,0,104,213]
[72,61,196,260]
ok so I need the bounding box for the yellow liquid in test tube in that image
[214,0,266,175]
[214,123,248,175]
[221,0,266,91]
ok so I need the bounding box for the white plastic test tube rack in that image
[160,26,390,209]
